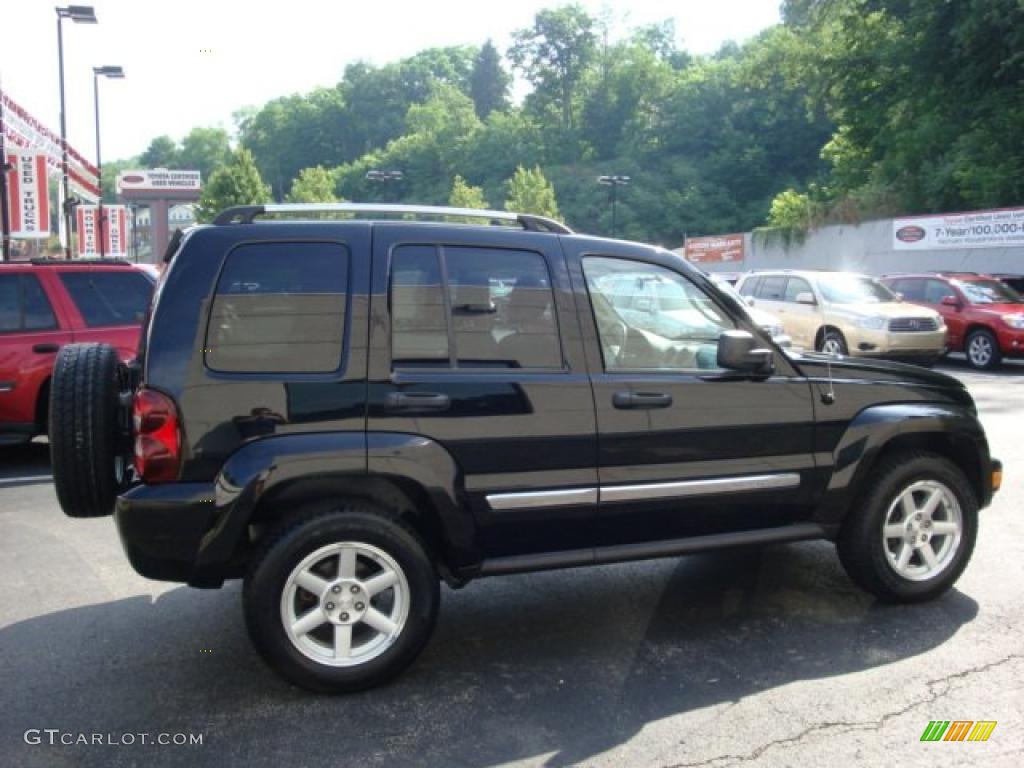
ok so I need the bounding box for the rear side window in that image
[756,276,786,300]
[60,271,152,327]
[924,279,953,304]
[390,245,562,370]
[0,274,57,333]
[206,242,348,373]
[892,279,924,301]
[738,276,760,297]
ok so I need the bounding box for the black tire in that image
[244,503,439,693]
[837,451,978,603]
[964,328,1001,370]
[817,328,848,356]
[49,343,129,518]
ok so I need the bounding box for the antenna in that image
[821,356,836,405]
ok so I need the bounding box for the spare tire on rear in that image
[50,343,130,518]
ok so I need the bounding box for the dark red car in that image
[0,260,154,445]
[882,272,1024,369]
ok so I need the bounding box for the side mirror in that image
[744,296,755,307]
[941,295,961,309]
[717,330,774,374]
[795,291,817,306]
[894,292,904,302]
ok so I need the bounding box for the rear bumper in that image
[114,482,222,584]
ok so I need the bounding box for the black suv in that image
[50,204,1002,693]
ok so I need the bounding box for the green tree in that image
[470,40,511,119]
[195,148,271,223]
[449,175,489,209]
[178,126,232,182]
[139,135,179,168]
[509,4,597,131]
[504,165,561,219]
[287,166,338,203]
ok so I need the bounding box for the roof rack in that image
[211,203,573,235]
[25,257,133,266]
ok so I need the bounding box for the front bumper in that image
[997,329,1024,357]
[847,327,947,360]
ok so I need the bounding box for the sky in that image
[2,0,781,166]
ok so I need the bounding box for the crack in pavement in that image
[665,653,1024,768]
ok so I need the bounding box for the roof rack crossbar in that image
[211,203,573,234]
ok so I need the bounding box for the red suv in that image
[0,260,154,445]
[882,272,1024,370]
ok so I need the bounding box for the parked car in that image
[882,272,1024,369]
[710,274,791,348]
[48,204,999,693]
[736,270,947,365]
[0,259,154,446]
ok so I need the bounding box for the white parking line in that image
[0,475,53,485]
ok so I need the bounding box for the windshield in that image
[954,279,1023,305]
[817,274,896,304]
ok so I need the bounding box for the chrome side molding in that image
[485,472,801,511]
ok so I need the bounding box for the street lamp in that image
[93,65,124,258]
[597,174,630,238]
[365,169,403,201]
[56,5,97,259]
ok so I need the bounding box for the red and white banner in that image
[6,151,50,238]
[104,205,128,257]
[76,206,100,257]
[2,90,100,201]
[75,205,128,257]
[893,207,1024,251]
[684,233,745,264]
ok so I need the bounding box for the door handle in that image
[612,391,673,409]
[386,392,451,412]
[33,343,60,354]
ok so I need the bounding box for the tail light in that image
[133,388,180,483]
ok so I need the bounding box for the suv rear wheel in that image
[243,504,439,693]
[837,451,977,603]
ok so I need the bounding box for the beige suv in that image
[736,270,947,364]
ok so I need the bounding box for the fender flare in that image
[814,402,990,527]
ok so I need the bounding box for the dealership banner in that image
[76,206,100,257]
[684,233,745,264]
[117,169,201,192]
[6,151,50,238]
[893,207,1024,250]
[103,205,128,257]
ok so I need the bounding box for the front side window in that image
[783,277,813,303]
[756,276,786,300]
[583,257,735,371]
[954,279,1023,305]
[924,279,954,304]
[206,242,348,373]
[390,245,562,370]
[0,274,58,333]
[60,271,152,328]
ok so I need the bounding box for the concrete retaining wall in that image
[698,218,1024,277]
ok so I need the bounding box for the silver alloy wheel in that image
[967,333,993,367]
[882,479,963,582]
[821,336,843,355]
[280,542,410,667]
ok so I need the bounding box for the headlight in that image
[856,315,888,330]
[1002,314,1024,329]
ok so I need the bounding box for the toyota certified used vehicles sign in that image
[893,207,1024,250]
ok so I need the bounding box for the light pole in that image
[56,5,97,259]
[92,65,124,258]
[1,89,12,262]
[365,169,403,201]
[597,174,630,238]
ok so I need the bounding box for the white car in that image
[711,274,792,348]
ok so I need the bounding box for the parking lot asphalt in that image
[1,357,1022,768]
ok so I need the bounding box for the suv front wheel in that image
[837,451,977,603]
[244,504,440,693]
[965,328,1001,370]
